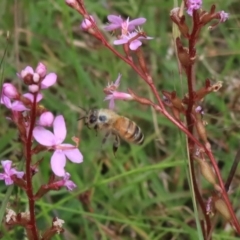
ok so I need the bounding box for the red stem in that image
[25,93,38,240]
[185,17,210,235]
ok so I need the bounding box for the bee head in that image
[88,109,99,127]
[78,108,98,129]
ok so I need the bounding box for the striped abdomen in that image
[113,117,144,145]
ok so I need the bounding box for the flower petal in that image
[23,93,43,103]
[15,171,24,178]
[1,96,12,108]
[33,126,56,146]
[2,160,12,173]
[53,115,66,143]
[4,177,14,185]
[64,179,77,191]
[11,169,24,178]
[113,38,129,45]
[129,17,146,26]
[105,24,122,31]
[128,18,146,31]
[107,15,123,24]
[62,144,83,163]
[114,74,121,86]
[129,40,142,50]
[51,150,66,176]
[0,173,5,180]
[41,73,57,89]
[109,98,115,109]
[11,101,28,111]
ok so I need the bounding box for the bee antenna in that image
[78,116,87,121]
[78,106,87,112]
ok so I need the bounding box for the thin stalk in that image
[25,93,38,240]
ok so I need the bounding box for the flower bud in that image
[196,158,217,187]
[2,83,19,99]
[176,37,192,69]
[35,62,47,78]
[39,111,54,127]
[81,16,95,31]
[65,0,78,8]
[195,118,208,144]
[214,197,231,221]
[28,84,39,93]
[33,73,40,83]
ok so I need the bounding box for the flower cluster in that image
[0,62,83,190]
[80,14,153,51]
[104,15,153,50]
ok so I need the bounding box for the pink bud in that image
[81,16,95,31]
[39,111,54,127]
[28,84,39,93]
[33,73,40,83]
[35,62,47,78]
[2,83,19,99]
[65,0,77,6]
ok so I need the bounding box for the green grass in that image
[1,0,240,239]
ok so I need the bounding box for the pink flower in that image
[104,15,146,34]
[104,73,121,95]
[219,11,229,22]
[2,83,19,99]
[52,172,77,191]
[113,31,153,51]
[17,64,57,89]
[186,0,202,16]
[62,173,76,190]
[104,74,133,109]
[38,111,54,127]
[33,115,83,176]
[0,160,24,185]
[195,106,204,114]
[81,15,95,31]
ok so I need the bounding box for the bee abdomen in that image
[125,121,144,145]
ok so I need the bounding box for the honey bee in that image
[80,108,144,154]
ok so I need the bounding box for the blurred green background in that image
[0,0,240,239]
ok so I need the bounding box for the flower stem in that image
[25,93,38,240]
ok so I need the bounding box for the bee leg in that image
[113,134,120,156]
[94,125,98,136]
[102,131,111,145]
